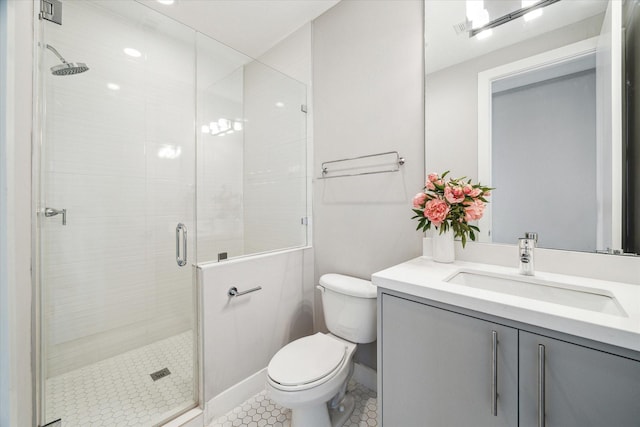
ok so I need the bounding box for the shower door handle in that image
[176,223,187,267]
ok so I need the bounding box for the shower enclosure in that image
[35,1,308,426]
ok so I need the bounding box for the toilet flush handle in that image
[316,285,325,293]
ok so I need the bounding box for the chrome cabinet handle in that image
[491,330,498,416]
[45,207,66,225]
[176,223,187,267]
[538,344,546,427]
[228,286,262,297]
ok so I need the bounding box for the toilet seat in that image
[268,333,347,391]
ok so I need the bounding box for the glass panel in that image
[40,1,197,425]
[196,33,252,262]
[197,33,308,263]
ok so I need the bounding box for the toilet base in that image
[289,393,356,427]
[291,402,331,427]
[329,394,355,427]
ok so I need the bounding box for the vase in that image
[432,229,455,263]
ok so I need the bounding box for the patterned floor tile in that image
[44,331,195,427]
[209,381,378,427]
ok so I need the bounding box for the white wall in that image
[200,248,314,420]
[312,0,425,369]
[426,14,605,180]
[0,1,34,426]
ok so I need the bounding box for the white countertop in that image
[372,257,640,353]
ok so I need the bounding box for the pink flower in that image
[463,184,473,195]
[483,190,491,197]
[469,188,482,198]
[412,192,427,208]
[426,181,435,191]
[464,199,485,222]
[427,173,439,182]
[444,185,465,204]
[424,198,450,227]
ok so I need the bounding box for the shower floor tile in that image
[209,381,378,427]
[45,331,195,427]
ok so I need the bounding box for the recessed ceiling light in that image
[107,83,120,91]
[123,47,142,58]
[157,0,175,4]
[275,102,285,108]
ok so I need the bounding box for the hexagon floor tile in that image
[44,331,195,427]
[209,380,378,427]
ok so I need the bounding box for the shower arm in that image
[45,44,68,64]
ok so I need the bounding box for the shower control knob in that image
[44,207,67,225]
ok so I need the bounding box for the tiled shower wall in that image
[42,1,196,377]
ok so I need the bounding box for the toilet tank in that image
[319,274,377,344]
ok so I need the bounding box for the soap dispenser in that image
[518,232,538,276]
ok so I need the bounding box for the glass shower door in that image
[38,1,197,425]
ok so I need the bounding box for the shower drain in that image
[150,368,171,381]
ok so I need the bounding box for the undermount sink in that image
[445,270,627,317]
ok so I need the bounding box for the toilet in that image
[266,274,377,427]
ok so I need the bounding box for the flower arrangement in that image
[411,171,492,247]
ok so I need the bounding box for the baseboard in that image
[204,368,267,425]
[353,362,377,392]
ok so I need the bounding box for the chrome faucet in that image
[518,232,538,276]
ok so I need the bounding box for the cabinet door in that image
[381,294,518,427]
[519,331,640,427]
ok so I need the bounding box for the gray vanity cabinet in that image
[380,292,640,427]
[380,294,519,427]
[519,331,640,427]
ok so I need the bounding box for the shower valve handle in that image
[45,207,67,225]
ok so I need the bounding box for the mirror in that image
[425,0,638,255]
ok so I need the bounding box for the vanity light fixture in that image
[476,29,493,40]
[469,0,559,38]
[522,0,543,21]
[466,0,490,29]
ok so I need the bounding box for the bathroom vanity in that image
[373,257,640,427]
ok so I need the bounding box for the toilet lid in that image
[268,333,346,386]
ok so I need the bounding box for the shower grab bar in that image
[176,223,187,267]
[318,151,405,179]
[228,286,262,297]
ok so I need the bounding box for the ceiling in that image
[425,0,608,74]
[136,0,340,58]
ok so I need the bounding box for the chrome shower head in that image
[50,62,90,76]
[46,44,89,76]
